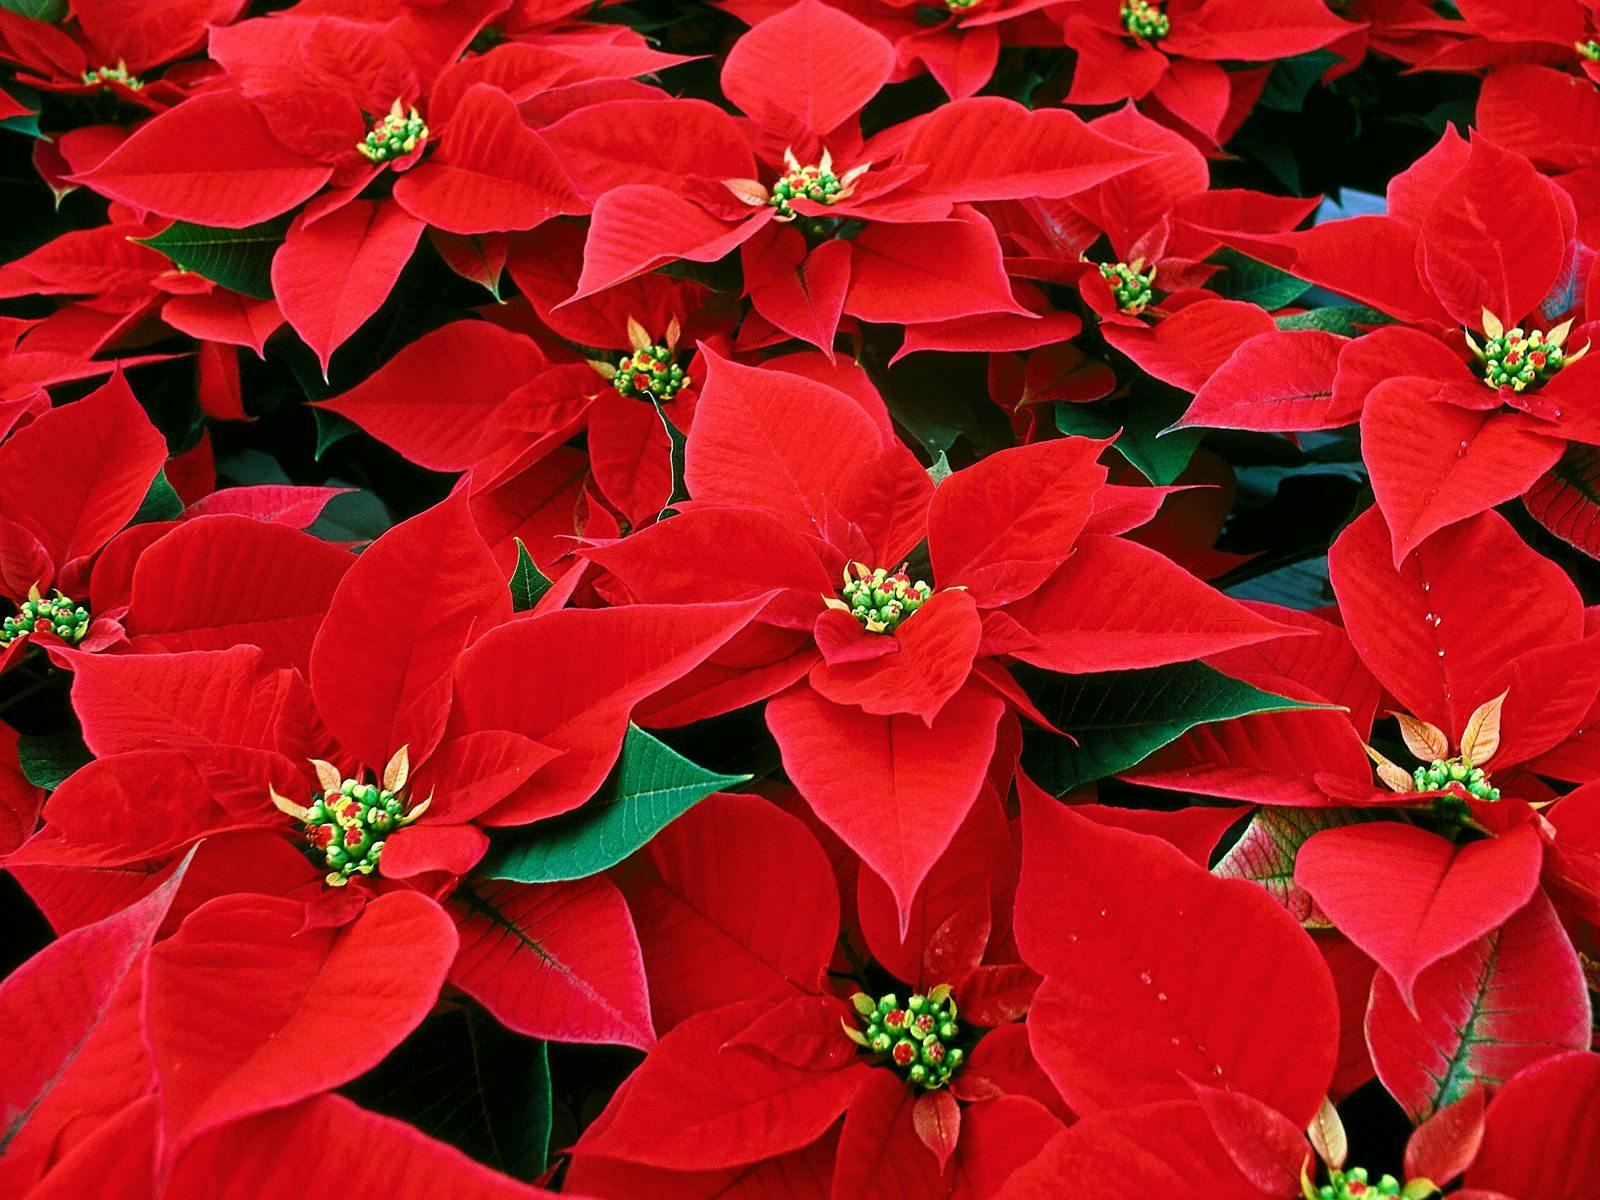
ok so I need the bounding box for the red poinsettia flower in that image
[581,352,1292,920]
[1412,0,1600,82]
[541,0,1151,351]
[7,493,754,1052]
[1184,128,1600,562]
[1056,0,1351,147]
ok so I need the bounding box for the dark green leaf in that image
[509,538,552,613]
[0,0,66,20]
[1056,394,1199,486]
[648,394,690,518]
[1206,248,1312,312]
[129,469,183,525]
[312,407,360,460]
[480,724,749,883]
[308,487,391,545]
[137,218,289,300]
[1019,662,1329,795]
[17,730,91,791]
[341,1005,552,1180]
[1257,51,1338,113]
[1275,305,1395,335]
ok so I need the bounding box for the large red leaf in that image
[316,320,546,472]
[1183,329,1351,432]
[1525,444,1600,560]
[899,97,1152,202]
[310,491,509,771]
[77,92,332,226]
[573,185,770,300]
[272,199,424,373]
[1100,299,1275,393]
[566,1128,838,1200]
[1015,795,1338,1124]
[767,682,1006,927]
[1466,1051,1600,1199]
[392,85,580,234]
[1360,378,1564,564]
[1295,822,1545,1007]
[576,1000,870,1170]
[0,373,167,577]
[720,0,893,140]
[1366,891,1591,1122]
[831,1071,944,1198]
[1329,505,1582,741]
[742,225,851,354]
[449,601,756,824]
[124,515,352,675]
[145,890,457,1156]
[846,215,1030,325]
[928,436,1107,606]
[684,350,886,536]
[628,794,839,1033]
[450,876,654,1049]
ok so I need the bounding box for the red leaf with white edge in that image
[124,515,352,675]
[272,199,424,373]
[1367,890,1591,1122]
[576,1000,870,1170]
[1101,299,1275,393]
[1186,1080,1308,1196]
[928,436,1108,606]
[1212,808,1372,925]
[685,350,885,536]
[768,683,1005,928]
[1361,378,1564,565]
[832,1070,945,1197]
[720,0,893,140]
[77,92,331,226]
[1004,535,1295,674]
[900,97,1152,201]
[1466,1051,1600,1199]
[1329,506,1583,743]
[846,214,1031,325]
[317,321,546,472]
[310,492,508,772]
[145,890,457,1157]
[449,601,757,825]
[628,794,838,1033]
[1418,136,1566,328]
[743,224,851,354]
[449,876,654,1049]
[1015,796,1338,1124]
[1182,330,1350,432]
[0,851,187,1154]
[1405,1083,1486,1187]
[0,372,167,576]
[993,1101,1265,1200]
[392,85,580,234]
[1295,822,1545,1008]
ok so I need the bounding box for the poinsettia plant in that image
[1,1,1599,1197]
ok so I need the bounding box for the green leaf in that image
[1206,248,1312,312]
[17,730,91,791]
[0,83,42,139]
[341,1005,552,1180]
[129,469,183,525]
[480,724,749,883]
[648,394,690,518]
[311,407,359,460]
[1018,662,1329,795]
[1275,305,1396,335]
[0,0,67,20]
[1213,808,1371,926]
[137,218,289,300]
[1257,50,1338,113]
[1055,393,1199,486]
[308,487,392,545]
[509,538,552,613]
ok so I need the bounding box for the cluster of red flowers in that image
[2,0,1598,1196]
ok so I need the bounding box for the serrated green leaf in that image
[1206,248,1312,312]
[0,0,67,20]
[138,218,289,300]
[18,730,91,791]
[1213,808,1371,926]
[1275,305,1396,335]
[479,724,749,883]
[129,469,183,525]
[509,538,552,613]
[1018,662,1329,795]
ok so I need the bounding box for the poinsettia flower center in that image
[1307,1166,1404,1200]
[848,987,965,1089]
[769,163,846,219]
[1098,260,1156,314]
[1467,310,1584,394]
[612,343,690,401]
[271,749,428,887]
[1411,756,1499,802]
[1578,38,1600,62]
[946,0,984,9]
[0,588,90,648]
[358,100,429,164]
[833,562,933,634]
[1121,0,1170,40]
[81,61,144,91]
